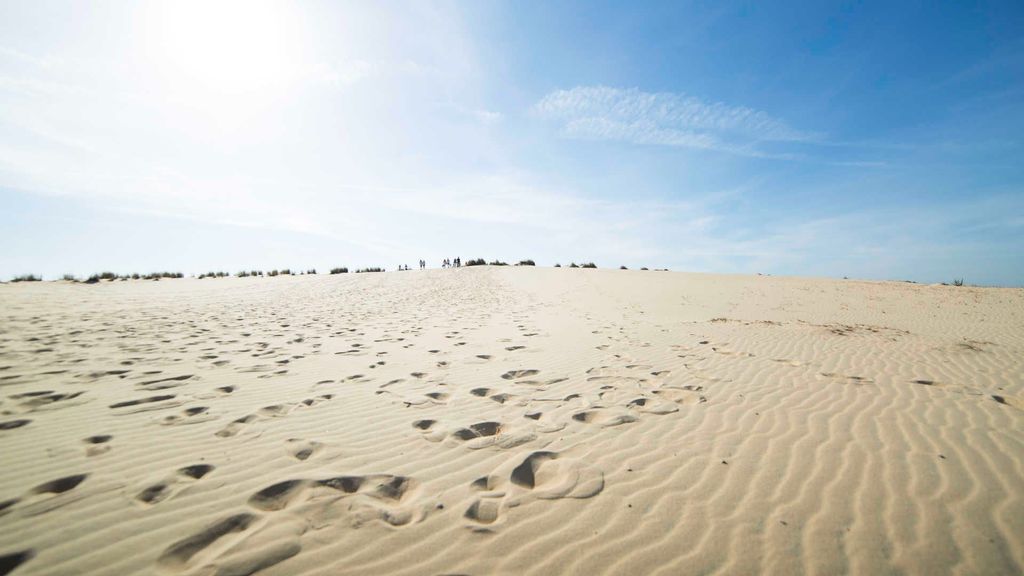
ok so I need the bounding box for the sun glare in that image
[142,0,300,99]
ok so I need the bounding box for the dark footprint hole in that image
[10,390,53,398]
[137,484,169,504]
[454,421,502,440]
[249,480,306,510]
[180,464,214,479]
[0,549,35,575]
[375,476,412,501]
[413,419,436,430]
[0,420,30,431]
[572,411,595,423]
[85,434,112,444]
[184,407,208,416]
[629,398,648,407]
[992,395,1007,405]
[0,498,20,516]
[32,474,87,495]
[318,476,364,493]
[912,379,934,386]
[159,513,256,567]
[501,369,538,380]
[110,395,175,409]
[470,388,490,397]
[294,448,313,461]
[216,386,235,393]
[511,451,558,489]
[524,412,542,420]
[470,476,495,491]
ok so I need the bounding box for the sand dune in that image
[1,267,1022,575]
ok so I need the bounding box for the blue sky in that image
[1,1,1022,285]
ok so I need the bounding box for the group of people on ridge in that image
[399,259,459,270]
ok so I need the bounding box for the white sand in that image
[1,267,1022,575]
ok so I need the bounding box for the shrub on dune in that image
[85,272,117,283]
[355,267,384,273]
[330,267,349,274]
[569,263,579,268]
[489,260,508,266]
[61,274,77,282]
[620,266,627,270]
[581,262,597,268]
[517,259,535,266]
[465,258,486,266]
[12,274,41,282]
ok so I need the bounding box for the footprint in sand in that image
[83,434,113,456]
[501,369,539,380]
[136,374,195,391]
[156,512,301,575]
[412,419,536,450]
[135,464,215,506]
[159,406,217,426]
[571,408,639,427]
[0,419,31,431]
[109,394,182,414]
[287,439,323,461]
[651,386,707,405]
[464,451,604,529]
[12,474,90,517]
[0,550,35,574]
[246,473,430,528]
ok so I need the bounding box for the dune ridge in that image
[1,267,1022,575]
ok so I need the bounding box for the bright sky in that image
[1,1,1022,285]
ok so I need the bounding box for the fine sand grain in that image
[0,267,1022,575]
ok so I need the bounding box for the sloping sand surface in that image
[1,268,1022,575]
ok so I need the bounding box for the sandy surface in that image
[1,267,1022,575]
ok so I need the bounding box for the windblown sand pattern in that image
[0,268,1022,574]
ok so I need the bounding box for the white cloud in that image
[535,85,815,154]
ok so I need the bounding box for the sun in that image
[140,0,302,99]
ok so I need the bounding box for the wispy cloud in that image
[534,86,816,155]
